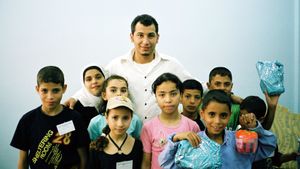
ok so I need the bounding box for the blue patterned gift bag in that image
[256,60,285,95]
[175,135,221,169]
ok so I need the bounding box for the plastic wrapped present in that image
[256,60,285,95]
[175,135,221,169]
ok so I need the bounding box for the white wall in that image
[0,0,298,168]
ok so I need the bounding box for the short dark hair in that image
[201,90,231,111]
[152,73,182,94]
[37,66,64,87]
[182,79,203,96]
[131,14,159,34]
[209,67,232,83]
[83,66,105,82]
[240,96,266,119]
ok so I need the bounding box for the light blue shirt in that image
[159,122,277,169]
[88,113,143,140]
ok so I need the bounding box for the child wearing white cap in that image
[87,75,142,140]
[89,96,143,169]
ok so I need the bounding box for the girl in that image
[73,65,105,129]
[88,75,142,140]
[89,96,143,169]
[141,73,200,169]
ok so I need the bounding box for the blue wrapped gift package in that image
[256,60,285,95]
[175,135,221,169]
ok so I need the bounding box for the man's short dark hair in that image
[37,66,64,87]
[131,14,159,34]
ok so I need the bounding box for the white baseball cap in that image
[106,96,134,112]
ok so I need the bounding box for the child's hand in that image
[264,92,280,108]
[63,98,77,109]
[239,113,257,129]
[173,131,201,147]
[230,93,243,104]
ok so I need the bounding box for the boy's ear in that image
[196,99,202,109]
[206,82,211,90]
[101,92,107,101]
[229,83,233,91]
[180,98,183,104]
[179,94,182,102]
[35,85,39,92]
[62,85,67,93]
[130,33,134,42]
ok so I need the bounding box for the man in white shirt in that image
[66,14,192,122]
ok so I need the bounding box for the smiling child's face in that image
[200,101,231,141]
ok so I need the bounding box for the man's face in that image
[130,22,159,57]
[207,75,233,94]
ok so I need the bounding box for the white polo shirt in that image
[106,49,193,122]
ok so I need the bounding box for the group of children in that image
[11,65,298,169]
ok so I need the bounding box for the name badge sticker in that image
[56,120,75,136]
[116,160,133,169]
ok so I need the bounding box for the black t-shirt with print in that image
[10,106,90,169]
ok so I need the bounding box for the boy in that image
[240,96,299,169]
[10,66,89,169]
[181,79,205,130]
[206,67,242,130]
[239,96,267,129]
[207,66,280,131]
[158,90,277,169]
